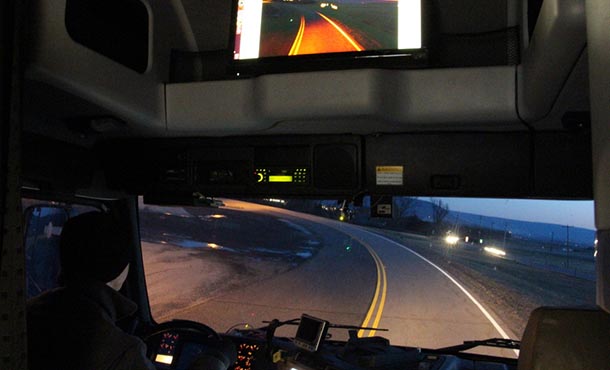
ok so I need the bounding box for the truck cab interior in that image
[1,0,610,369]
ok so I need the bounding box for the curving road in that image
[152,200,517,358]
[288,12,363,55]
[260,3,368,57]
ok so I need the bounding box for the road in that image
[144,200,517,357]
[260,3,368,57]
[287,12,363,55]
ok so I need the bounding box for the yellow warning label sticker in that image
[376,166,403,185]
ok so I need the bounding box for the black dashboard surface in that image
[144,322,517,370]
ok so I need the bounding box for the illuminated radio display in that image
[255,167,309,184]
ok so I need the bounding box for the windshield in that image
[139,197,596,357]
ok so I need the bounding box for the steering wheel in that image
[145,319,222,341]
[144,319,236,370]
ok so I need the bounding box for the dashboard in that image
[149,333,267,370]
[144,320,518,370]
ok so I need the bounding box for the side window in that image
[22,199,99,299]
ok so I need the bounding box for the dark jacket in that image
[27,281,156,370]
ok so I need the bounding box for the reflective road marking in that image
[366,232,519,356]
[288,16,306,55]
[357,240,387,337]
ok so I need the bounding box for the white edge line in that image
[365,231,520,356]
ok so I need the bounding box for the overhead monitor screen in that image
[233,0,422,60]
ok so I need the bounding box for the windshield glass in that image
[140,197,596,357]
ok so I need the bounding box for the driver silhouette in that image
[27,211,156,370]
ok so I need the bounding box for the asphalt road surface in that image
[287,11,363,55]
[260,3,366,56]
[151,200,517,357]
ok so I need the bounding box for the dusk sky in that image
[438,198,595,230]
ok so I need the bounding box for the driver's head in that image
[59,212,131,289]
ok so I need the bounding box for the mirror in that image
[24,206,70,298]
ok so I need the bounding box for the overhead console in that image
[100,135,362,201]
[97,131,591,202]
[365,133,532,198]
[364,132,591,199]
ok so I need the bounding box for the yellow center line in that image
[288,16,306,56]
[369,249,387,336]
[269,211,386,338]
[316,12,363,52]
[356,239,387,337]
[357,243,382,337]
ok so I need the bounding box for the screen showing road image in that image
[233,0,421,60]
